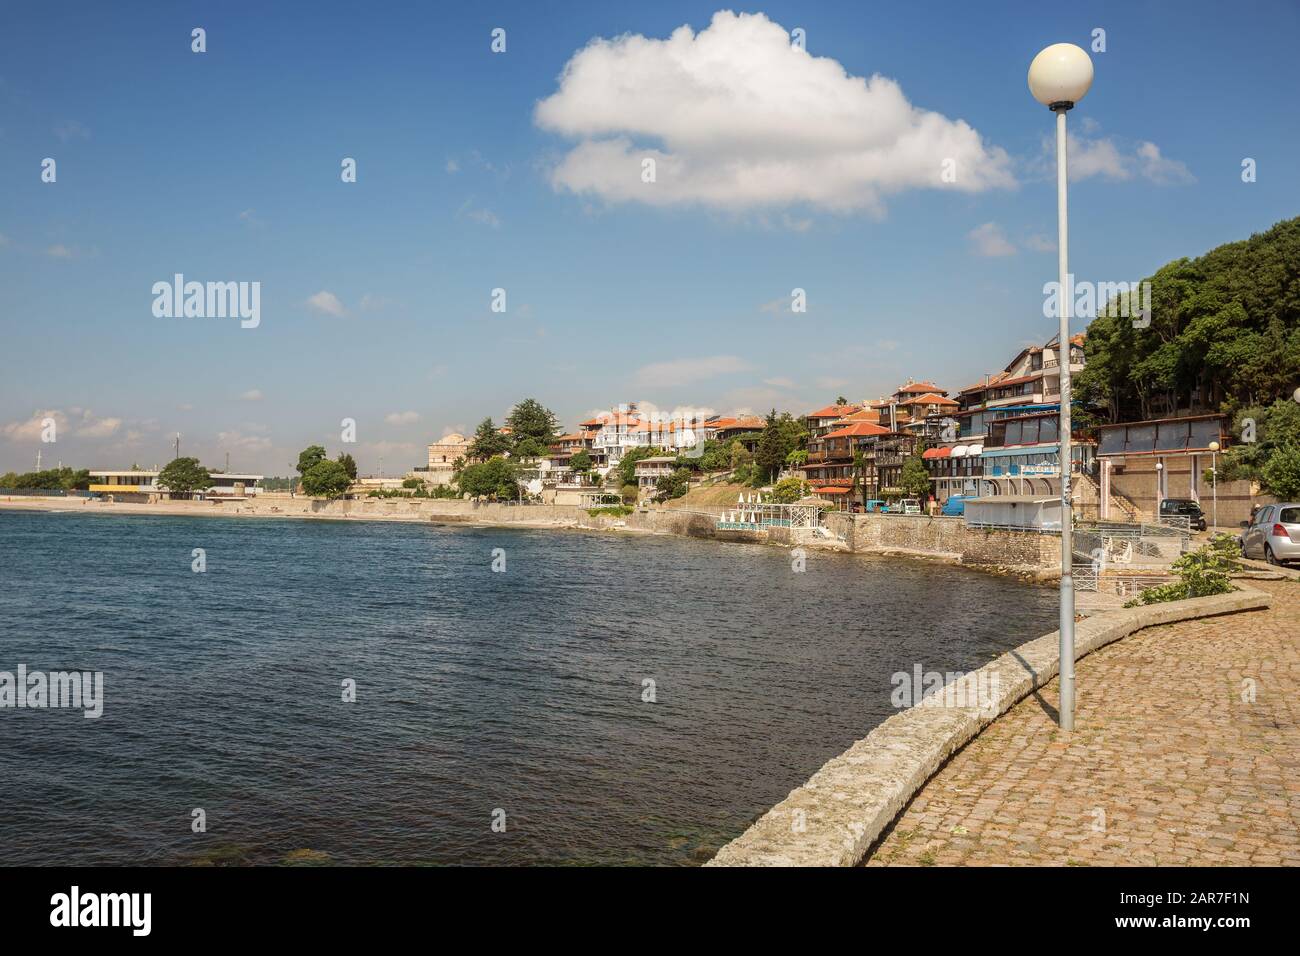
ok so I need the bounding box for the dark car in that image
[1159,498,1207,531]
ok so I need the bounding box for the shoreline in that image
[0,495,1054,583]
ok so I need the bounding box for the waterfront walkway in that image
[865,577,1299,866]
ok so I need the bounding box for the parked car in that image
[861,499,888,513]
[1240,503,1300,565]
[941,495,976,517]
[1158,498,1207,532]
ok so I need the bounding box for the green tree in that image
[570,449,592,474]
[301,459,352,498]
[1078,215,1300,421]
[1261,444,1300,500]
[0,471,17,488]
[754,409,786,483]
[296,445,327,477]
[337,452,358,480]
[654,468,691,502]
[619,483,639,504]
[158,457,212,495]
[457,456,520,500]
[505,398,559,455]
[770,476,807,503]
[899,456,931,498]
[468,418,510,460]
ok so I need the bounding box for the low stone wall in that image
[706,585,1273,866]
[824,512,1059,571]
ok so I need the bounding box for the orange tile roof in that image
[807,403,861,419]
[895,381,943,394]
[903,393,959,406]
[822,422,892,439]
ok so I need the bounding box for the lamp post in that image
[1208,441,1220,531]
[1029,43,1093,732]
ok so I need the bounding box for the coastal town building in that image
[924,333,1089,503]
[1095,414,1231,521]
[421,433,471,486]
[88,469,263,500]
[634,456,678,497]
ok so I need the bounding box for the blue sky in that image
[2,0,1297,475]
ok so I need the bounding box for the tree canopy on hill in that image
[504,398,559,459]
[1076,216,1300,423]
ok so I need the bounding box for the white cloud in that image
[1,409,66,442]
[1024,233,1056,253]
[1137,141,1195,185]
[1042,130,1193,185]
[535,11,1014,214]
[305,290,347,317]
[1068,135,1131,181]
[385,411,421,425]
[216,430,272,453]
[1,408,122,442]
[53,120,91,142]
[457,199,501,228]
[75,416,122,438]
[45,244,74,258]
[445,158,460,173]
[968,221,1016,257]
[634,354,751,387]
[763,376,796,389]
[239,389,264,402]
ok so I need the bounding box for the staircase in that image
[1079,474,1146,523]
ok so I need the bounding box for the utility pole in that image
[174,433,181,460]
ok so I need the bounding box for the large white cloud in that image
[535,10,1014,214]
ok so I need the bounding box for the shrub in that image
[587,505,633,517]
[1124,534,1240,606]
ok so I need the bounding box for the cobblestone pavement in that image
[866,579,1299,866]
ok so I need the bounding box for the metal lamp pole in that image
[1030,43,1094,732]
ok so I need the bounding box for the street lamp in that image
[1208,441,1220,531]
[1029,42,1093,732]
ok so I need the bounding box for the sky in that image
[2,0,1297,476]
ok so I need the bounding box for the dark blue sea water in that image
[0,510,1058,865]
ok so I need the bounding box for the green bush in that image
[587,505,634,517]
[1125,534,1240,606]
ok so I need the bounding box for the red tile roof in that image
[822,422,892,439]
[807,403,861,419]
[896,381,943,394]
[903,393,959,407]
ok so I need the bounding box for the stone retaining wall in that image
[824,512,1059,570]
[706,585,1273,866]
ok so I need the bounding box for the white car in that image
[1241,503,1300,565]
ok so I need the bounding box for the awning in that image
[965,445,983,456]
[814,486,851,495]
[922,447,950,460]
[950,445,969,457]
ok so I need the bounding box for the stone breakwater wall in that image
[824,512,1060,573]
[706,585,1274,867]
